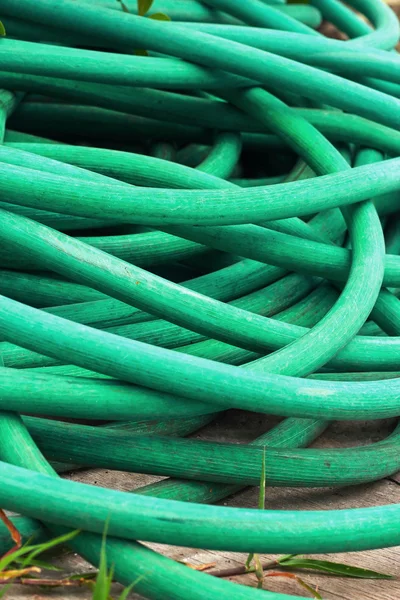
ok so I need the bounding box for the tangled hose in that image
[0,0,400,598]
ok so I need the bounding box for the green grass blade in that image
[70,572,98,581]
[138,0,153,16]
[245,553,254,571]
[245,448,267,572]
[92,520,115,600]
[13,557,61,571]
[278,558,394,580]
[149,12,171,20]
[254,555,264,589]
[258,446,266,510]
[116,0,130,12]
[92,535,109,600]
[21,530,80,567]
[0,545,41,573]
[118,583,135,600]
[118,575,145,600]
[0,583,12,598]
[296,577,322,599]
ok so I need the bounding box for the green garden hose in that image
[1,1,400,599]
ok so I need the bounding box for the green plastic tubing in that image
[4,1,400,128]
[4,446,400,555]
[4,2,400,599]
[3,155,400,225]
[200,0,316,34]
[0,413,324,552]
[76,0,319,27]
[0,64,388,418]
[6,32,400,89]
[0,416,308,600]
[25,417,400,488]
[0,150,392,376]
[0,86,328,584]
[4,71,400,134]
[12,101,400,156]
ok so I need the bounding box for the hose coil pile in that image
[0,0,400,598]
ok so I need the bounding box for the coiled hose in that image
[0,0,400,598]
